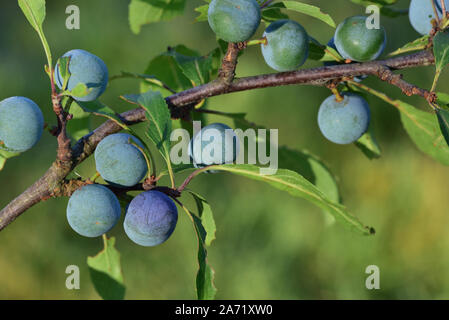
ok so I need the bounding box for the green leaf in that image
[0,149,20,171]
[433,30,449,73]
[18,0,45,32]
[354,126,382,159]
[203,164,374,235]
[398,100,449,165]
[180,204,217,300]
[170,50,214,86]
[18,0,52,72]
[435,92,449,147]
[189,191,216,246]
[278,147,339,203]
[76,100,130,130]
[129,0,186,34]
[194,4,209,22]
[388,36,429,57]
[308,38,343,62]
[87,236,125,300]
[57,56,71,91]
[262,7,289,23]
[436,107,449,147]
[272,1,336,28]
[121,90,172,162]
[68,82,92,99]
[141,45,198,95]
[67,102,91,141]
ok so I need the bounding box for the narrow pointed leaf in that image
[271,1,336,28]
[436,108,449,147]
[180,204,217,300]
[121,91,172,161]
[188,191,216,246]
[397,100,449,165]
[388,36,429,57]
[434,30,449,73]
[18,0,46,32]
[199,164,374,235]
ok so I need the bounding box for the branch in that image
[0,50,435,231]
[218,42,246,84]
[167,51,435,107]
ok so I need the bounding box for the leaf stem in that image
[90,172,101,183]
[166,160,176,189]
[431,69,441,92]
[247,38,267,46]
[348,80,396,105]
[432,0,441,25]
[102,234,107,248]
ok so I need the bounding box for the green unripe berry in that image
[208,0,261,43]
[334,16,386,62]
[261,19,309,72]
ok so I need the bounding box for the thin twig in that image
[432,0,441,24]
[177,166,213,192]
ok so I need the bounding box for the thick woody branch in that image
[0,50,436,231]
[168,51,435,107]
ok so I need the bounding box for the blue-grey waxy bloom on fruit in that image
[66,184,121,237]
[124,190,178,247]
[189,123,240,167]
[409,0,449,35]
[0,96,44,152]
[55,49,109,102]
[95,133,148,188]
[261,19,309,72]
[318,93,371,145]
[208,0,261,43]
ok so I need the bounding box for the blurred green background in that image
[1,0,449,299]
